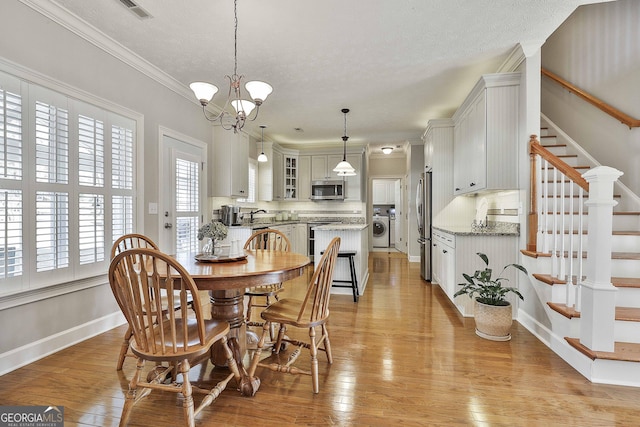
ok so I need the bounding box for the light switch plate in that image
[148,202,158,215]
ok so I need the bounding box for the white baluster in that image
[560,172,566,282]
[537,154,545,251]
[567,179,575,308]
[542,159,550,253]
[551,167,558,278]
[576,186,584,312]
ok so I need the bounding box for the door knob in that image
[164,222,173,229]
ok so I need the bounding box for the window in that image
[237,159,257,204]
[0,70,137,296]
[175,157,200,254]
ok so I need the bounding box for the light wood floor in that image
[3,252,640,426]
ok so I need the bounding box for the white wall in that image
[541,0,640,194]
[0,1,213,371]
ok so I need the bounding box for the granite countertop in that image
[228,217,366,229]
[314,223,369,231]
[433,222,519,236]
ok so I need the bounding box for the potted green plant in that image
[454,252,528,341]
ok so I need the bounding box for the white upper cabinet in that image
[210,127,249,198]
[344,153,362,201]
[272,149,284,200]
[311,154,343,181]
[372,179,396,204]
[284,154,298,200]
[297,155,311,201]
[257,142,298,201]
[452,73,520,195]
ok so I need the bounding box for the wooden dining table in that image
[173,249,310,396]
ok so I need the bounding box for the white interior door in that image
[394,179,402,248]
[160,133,207,254]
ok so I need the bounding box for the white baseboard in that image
[517,309,553,347]
[0,311,126,376]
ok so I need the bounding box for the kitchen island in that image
[313,223,369,298]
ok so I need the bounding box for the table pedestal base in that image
[209,289,260,396]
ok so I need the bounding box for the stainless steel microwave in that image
[310,180,345,200]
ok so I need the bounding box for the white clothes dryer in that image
[372,215,390,248]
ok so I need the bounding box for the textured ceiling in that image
[49,0,599,150]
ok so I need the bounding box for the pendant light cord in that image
[234,0,238,78]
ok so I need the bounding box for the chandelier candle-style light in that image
[190,0,272,132]
[257,125,268,162]
[333,108,356,176]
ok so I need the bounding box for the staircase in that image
[520,114,640,386]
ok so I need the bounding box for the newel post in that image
[579,166,623,352]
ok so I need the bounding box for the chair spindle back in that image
[109,248,206,357]
[297,237,340,324]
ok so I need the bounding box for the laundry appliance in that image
[372,215,390,248]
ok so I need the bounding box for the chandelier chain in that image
[234,0,238,77]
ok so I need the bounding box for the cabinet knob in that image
[442,249,447,254]
[455,187,460,191]
[470,182,476,187]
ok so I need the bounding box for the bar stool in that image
[322,250,359,302]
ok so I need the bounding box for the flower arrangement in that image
[197,220,228,242]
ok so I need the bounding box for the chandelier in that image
[333,108,356,176]
[189,0,272,132]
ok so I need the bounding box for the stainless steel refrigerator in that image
[417,171,432,281]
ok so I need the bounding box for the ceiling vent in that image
[117,0,152,19]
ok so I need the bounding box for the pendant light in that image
[257,125,268,162]
[333,108,356,176]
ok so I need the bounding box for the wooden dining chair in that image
[111,234,160,370]
[248,237,340,393]
[243,228,291,339]
[109,248,241,427]
[111,233,196,371]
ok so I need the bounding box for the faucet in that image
[249,209,266,223]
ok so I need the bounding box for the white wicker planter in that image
[473,299,513,341]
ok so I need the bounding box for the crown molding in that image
[18,0,213,110]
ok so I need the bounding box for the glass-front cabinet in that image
[284,155,298,200]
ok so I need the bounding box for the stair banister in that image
[527,135,589,253]
[580,166,623,352]
[542,68,640,129]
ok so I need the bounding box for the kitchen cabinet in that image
[291,223,307,254]
[344,153,362,201]
[272,150,284,200]
[210,127,249,198]
[452,73,520,196]
[297,155,311,200]
[431,228,519,317]
[423,119,454,217]
[311,154,343,181]
[257,142,298,201]
[372,179,395,204]
[284,155,298,200]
